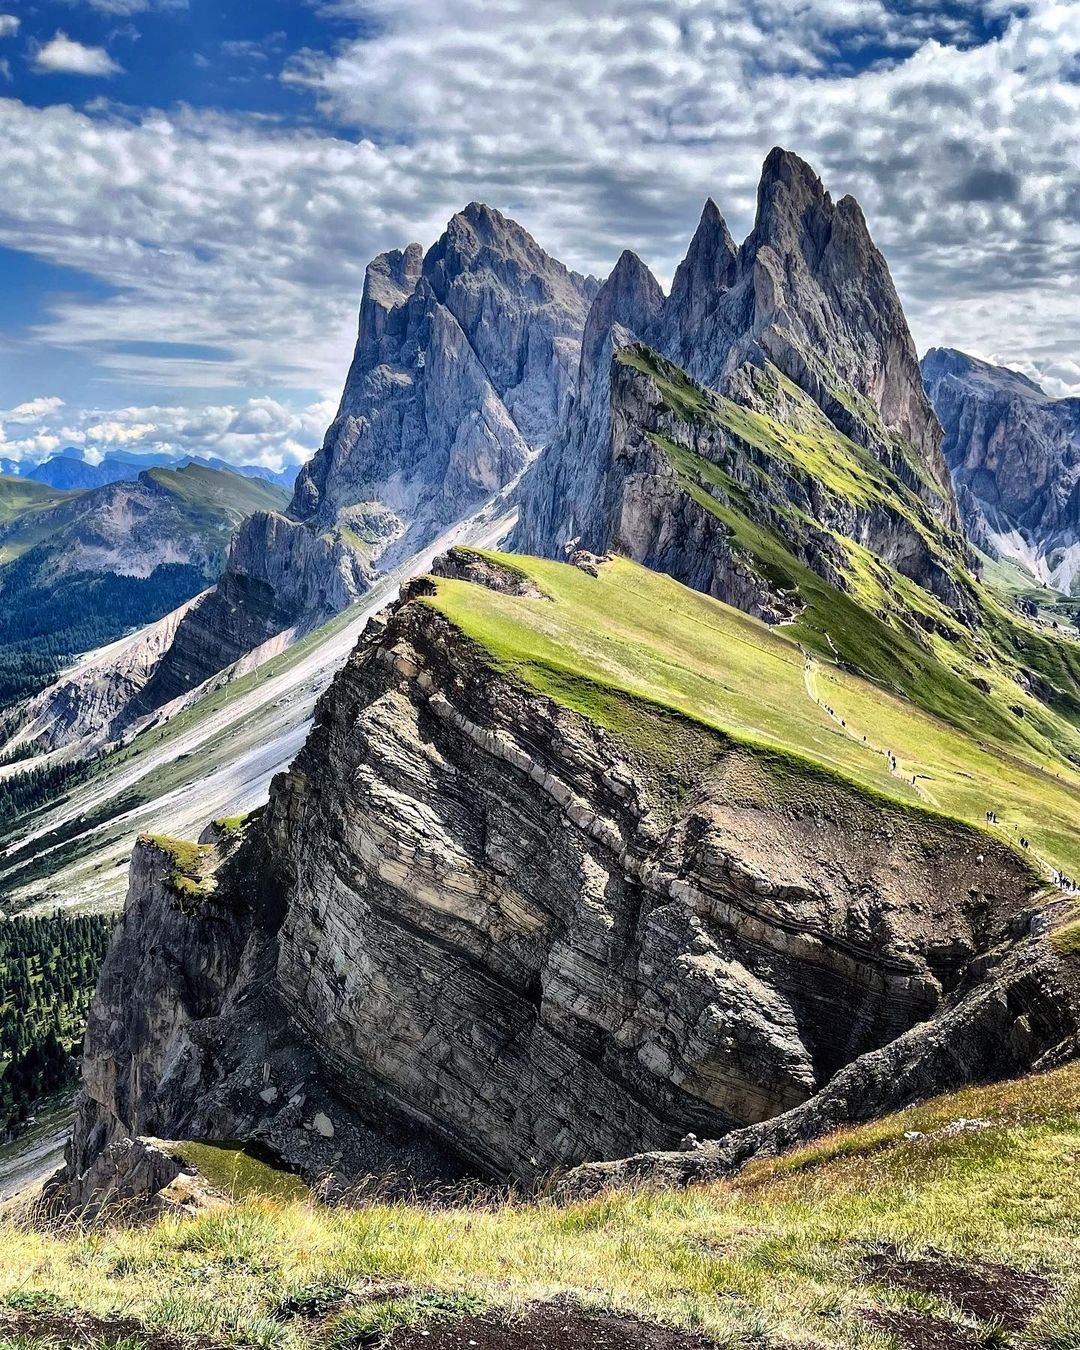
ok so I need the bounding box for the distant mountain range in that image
[922,347,1080,596]
[0,463,289,713]
[0,449,298,493]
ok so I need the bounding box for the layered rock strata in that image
[58,554,1077,1206]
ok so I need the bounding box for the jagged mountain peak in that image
[588,249,663,322]
[355,242,424,357]
[756,145,830,212]
[293,195,595,523]
[687,197,737,259]
[516,146,966,627]
[583,248,665,364]
[427,200,587,297]
[658,196,739,365]
[923,345,1080,592]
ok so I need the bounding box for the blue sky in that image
[1,0,1078,470]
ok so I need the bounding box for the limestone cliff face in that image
[60,554,1078,1204]
[515,148,959,573]
[114,206,594,730]
[923,347,1080,593]
[124,512,371,721]
[597,350,973,622]
[291,203,596,560]
[514,250,665,557]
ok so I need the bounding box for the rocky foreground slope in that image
[922,346,1080,594]
[56,549,1080,1208]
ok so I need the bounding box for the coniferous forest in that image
[0,913,113,1139]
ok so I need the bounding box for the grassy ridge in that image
[145,464,288,521]
[2,1064,1079,1346]
[617,345,1080,771]
[426,551,1080,874]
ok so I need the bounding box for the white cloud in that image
[6,397,66,421]
[0,397,333,470]
[0,15,19,37]
[0,0,1078,405]
[34,33,123,77]
[84,419,157,443]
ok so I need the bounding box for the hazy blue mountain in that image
[20,450,298,493]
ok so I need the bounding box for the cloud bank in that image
[0,396,335,470]
[0,0,1077,459]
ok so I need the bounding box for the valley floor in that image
[2,1065,1080,1349]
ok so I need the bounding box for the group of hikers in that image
[986,810,1033,852]
[803,650,1072,887]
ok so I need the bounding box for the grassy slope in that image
[618,346,1080,773]
[426,551,1080,875]
[3,1064,1080,1347]
[0,479,79,523]
[0,479,84,564]
[146,464,289,522]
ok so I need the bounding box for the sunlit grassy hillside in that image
[427,551,1080,875]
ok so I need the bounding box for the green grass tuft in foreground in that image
[140,834,216,902]
[2,1064,1080,1347]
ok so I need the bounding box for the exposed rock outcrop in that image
[292,202,596,558]
[514,250,664,556]
[0,595,203,757]
[58,557,1078,1204]
[922,347,1080,594]
[112,205,595,731]
[123,512,370,721]
[514,147,960,588]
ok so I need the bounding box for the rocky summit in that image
[50,152,1080,1221]
[113,206,596,732]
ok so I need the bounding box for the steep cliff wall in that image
[515,148,959,566]
[59,552,1080,1207]
[923,347,1080,594]
[97,206,594,737]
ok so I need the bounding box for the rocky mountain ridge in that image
[514,153,1080,762]
[56,549,1080,1208]
[515,148,959,570]
[0,464,287,583]
[97,205,596,744]
[16,451,297,493]
[922,346,1080,594]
